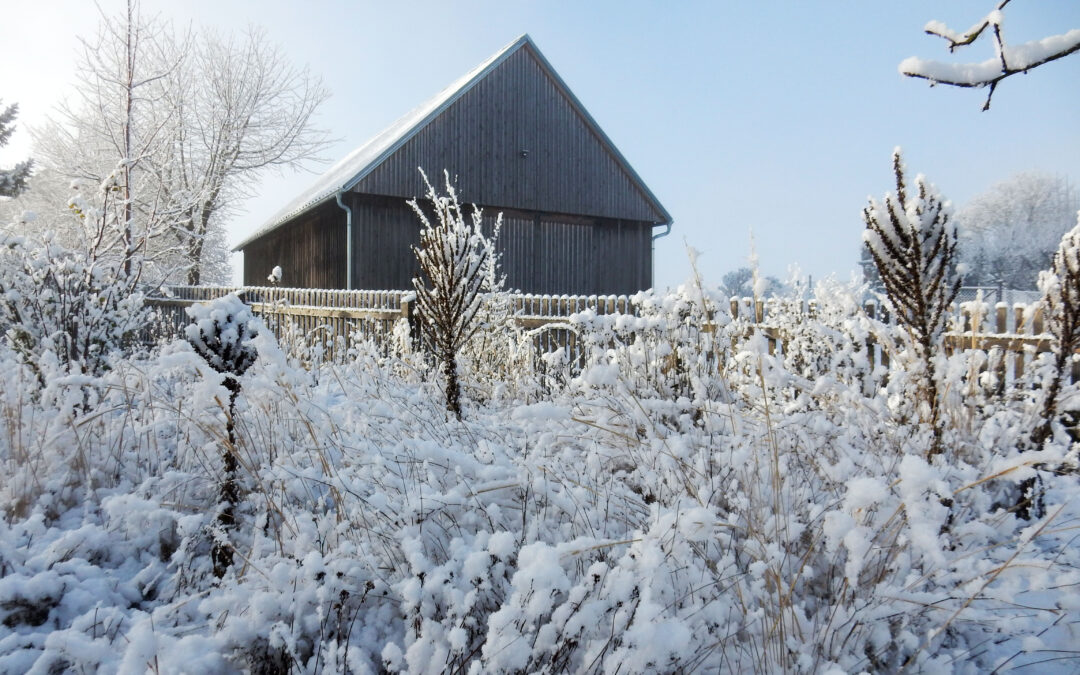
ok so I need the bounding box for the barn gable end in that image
[236,34,671,295]
[353,42,666,223]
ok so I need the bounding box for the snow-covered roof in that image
[235,35,529,250]
[235,33,671,251]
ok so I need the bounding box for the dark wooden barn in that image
[234,34,672,295]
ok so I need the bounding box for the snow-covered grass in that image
[1,278,1079,674]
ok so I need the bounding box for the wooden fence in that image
[146,286,1065,382]
[146,286,637,361]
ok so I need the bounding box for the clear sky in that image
[2,1,1078,291]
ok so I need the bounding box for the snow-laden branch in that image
[900,2,1080,110]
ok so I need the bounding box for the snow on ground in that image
[1,282,1079,673]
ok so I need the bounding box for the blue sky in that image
[3,1,1078,290]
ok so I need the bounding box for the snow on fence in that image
[145,286,635,362]
[146,286,411,362]
[145,287,1066,384]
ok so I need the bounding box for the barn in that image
[234,34,672,296]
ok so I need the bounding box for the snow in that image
[2,265,1080,671]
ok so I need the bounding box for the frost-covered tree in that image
[410,170,503,420]
[719,266,783,300]
[0,101,33,198]
[862,149,960,456]
[31,0,183,282]
[900,1,1080,110]
[32,0,329,285]
[159,26,330,285]
[957,172,1079,290]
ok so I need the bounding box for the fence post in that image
[401,295,420,347]
[995,303,1008,389]
[1014,304,1027,380]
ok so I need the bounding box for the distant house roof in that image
[234,34,670,251]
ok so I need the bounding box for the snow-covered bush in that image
[0,231,147,380]
[410,169,504,420]
[185,293,261,577]
[1035,217,1080,446]
[863,149,960,457]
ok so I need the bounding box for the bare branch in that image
[901,2,1080,110]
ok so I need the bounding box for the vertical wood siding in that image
[338,194,651,295]
[242,200,345,289]
[354,46,664,224]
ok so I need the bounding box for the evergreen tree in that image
[0,101,33,198]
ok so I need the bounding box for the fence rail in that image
[146,286,1065,381]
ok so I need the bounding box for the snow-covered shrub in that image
[410,169,503,420]
[0,231,147,379]
[185,293,261,577]
[1034,217,1080,446]
[570,283,732,407]
[765,277,882,403]
[456,288,542,405]
[863,149,960,457]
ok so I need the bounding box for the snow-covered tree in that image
[0,101,32,198]
[410,170,503,420]
[719,266,783,300]
[957,172,1079,290]
[862,149,960,456]
[32,0,329,286]
[901,1,1080,110]
[31,0,183,282]
[160,26,330,285]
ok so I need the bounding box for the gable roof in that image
[234,34,671,251]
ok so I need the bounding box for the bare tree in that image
[162,27,330,285]
[31,1,330,286]
[32,0,181,282]
[863,149,960,457]
[900,0,1080,110]
[410,170,503,420]
[719,266,783,300]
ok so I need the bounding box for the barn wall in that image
[354,46,664,224]
[349,194,422,291]
[346,194,652,295]
[241,200,345,289]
